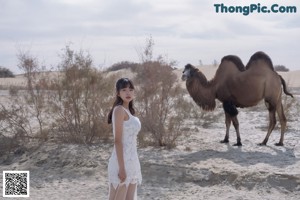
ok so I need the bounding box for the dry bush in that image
[0,102,46,161]
[0,67,15,78]
[0,103,32,136]
[0,52,50,145]
[282,94,296,120]
[0,100,33,157]
[135,61,191,148]
[274,65,289,72]
[47,46,114,144]
[281,85,299,126]
[0,134,20,159]
[17,53,50,141]
[134,37,192,148]
[0,46,115,152]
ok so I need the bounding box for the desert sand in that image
[0,68,300,200]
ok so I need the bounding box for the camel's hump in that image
[221,55,245,72]
[246,51,274,70]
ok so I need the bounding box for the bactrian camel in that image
[181,51,293,146]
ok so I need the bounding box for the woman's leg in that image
[125,183,137,200]
[109,183,127,200]
[109,184,117,200]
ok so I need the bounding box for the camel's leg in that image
[275,103,286,146]
[221,112,231,144]
[222,102,239,145]
[232,116,242,146]
[260,102,276,145]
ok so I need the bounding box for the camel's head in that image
[182,64,195,81]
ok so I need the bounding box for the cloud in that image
[1,0,300,73]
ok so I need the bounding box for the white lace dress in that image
[108,106,142,190]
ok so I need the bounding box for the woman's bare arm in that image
[113,106,126,182]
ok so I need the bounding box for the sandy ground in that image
[0,94,299,200]
[0,69,300,199]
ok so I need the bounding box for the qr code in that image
[3,171,30,197]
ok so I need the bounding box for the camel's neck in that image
[186,71,216,111]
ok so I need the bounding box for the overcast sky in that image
[1,0,300,74]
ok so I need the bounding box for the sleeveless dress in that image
[108,106,142,190]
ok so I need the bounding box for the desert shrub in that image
[16,52,50,141]
[134,37,192,148]
[0,67,15,78]
[0,102,33,158]
[47,46,114,144]
[0,46,116,149]
[274,65,289,72]
[281,85,298,123]
[0,103,32,136]
[9,86,19,96]
[135,61,191,148]
[0,52,50,144]
[0,134,20,158]
[283,96,297,119]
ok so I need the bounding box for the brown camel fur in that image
[182,51,293,146]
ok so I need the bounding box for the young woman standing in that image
[107,78,142,200]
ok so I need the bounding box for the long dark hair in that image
[107,78,136,124]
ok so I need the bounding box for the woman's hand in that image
[118,167,126,183]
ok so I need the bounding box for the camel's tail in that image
[279,75,293,98]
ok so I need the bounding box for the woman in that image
[107,78,142,200]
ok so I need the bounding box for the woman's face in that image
[118,86,134,104]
